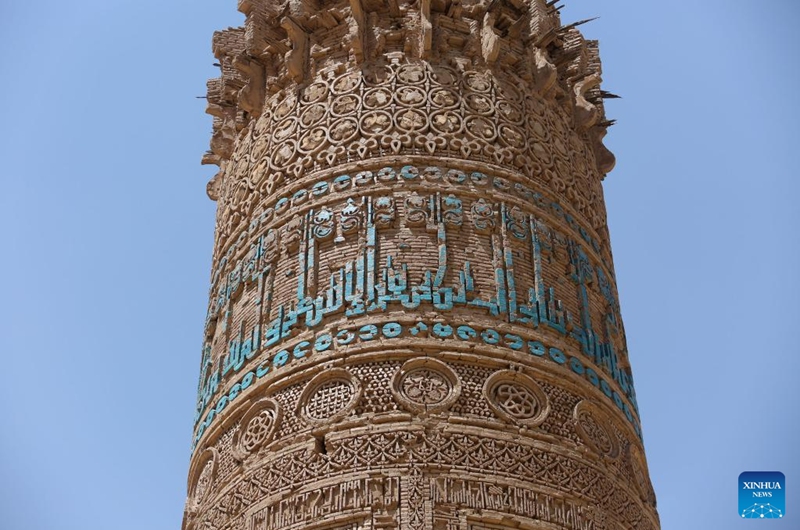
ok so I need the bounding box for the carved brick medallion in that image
[574,401,620,459]
[392,358,461,414]
[299,369,362,425]
[483,370,550,427]
[193,459,214,505]
[232,397,281,459]
[186,447,217,514]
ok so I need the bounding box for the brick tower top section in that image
[202,0,618,269]
[203,0,615,178]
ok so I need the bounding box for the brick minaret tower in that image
[184,1,660,529]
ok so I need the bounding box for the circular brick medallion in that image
[573,401,619,459]
[232,398,282,459]
[186,447,218,512]
[392,358,461,414]
[298,368,362,426]
[483,370,550,427]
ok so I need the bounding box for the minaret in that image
[184,2,660,529]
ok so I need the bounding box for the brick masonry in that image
[183,1,660,529]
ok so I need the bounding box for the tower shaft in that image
[184,2,660,529]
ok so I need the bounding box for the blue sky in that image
[0,1,797,528]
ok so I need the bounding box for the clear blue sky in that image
[0,1,797,528]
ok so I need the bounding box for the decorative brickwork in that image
[185,1,660,529]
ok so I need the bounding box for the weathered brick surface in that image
[185,2,660,529]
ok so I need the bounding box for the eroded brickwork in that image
[185,1,660,529]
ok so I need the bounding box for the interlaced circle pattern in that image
[493,382,539,419]
[240,410,275,452]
